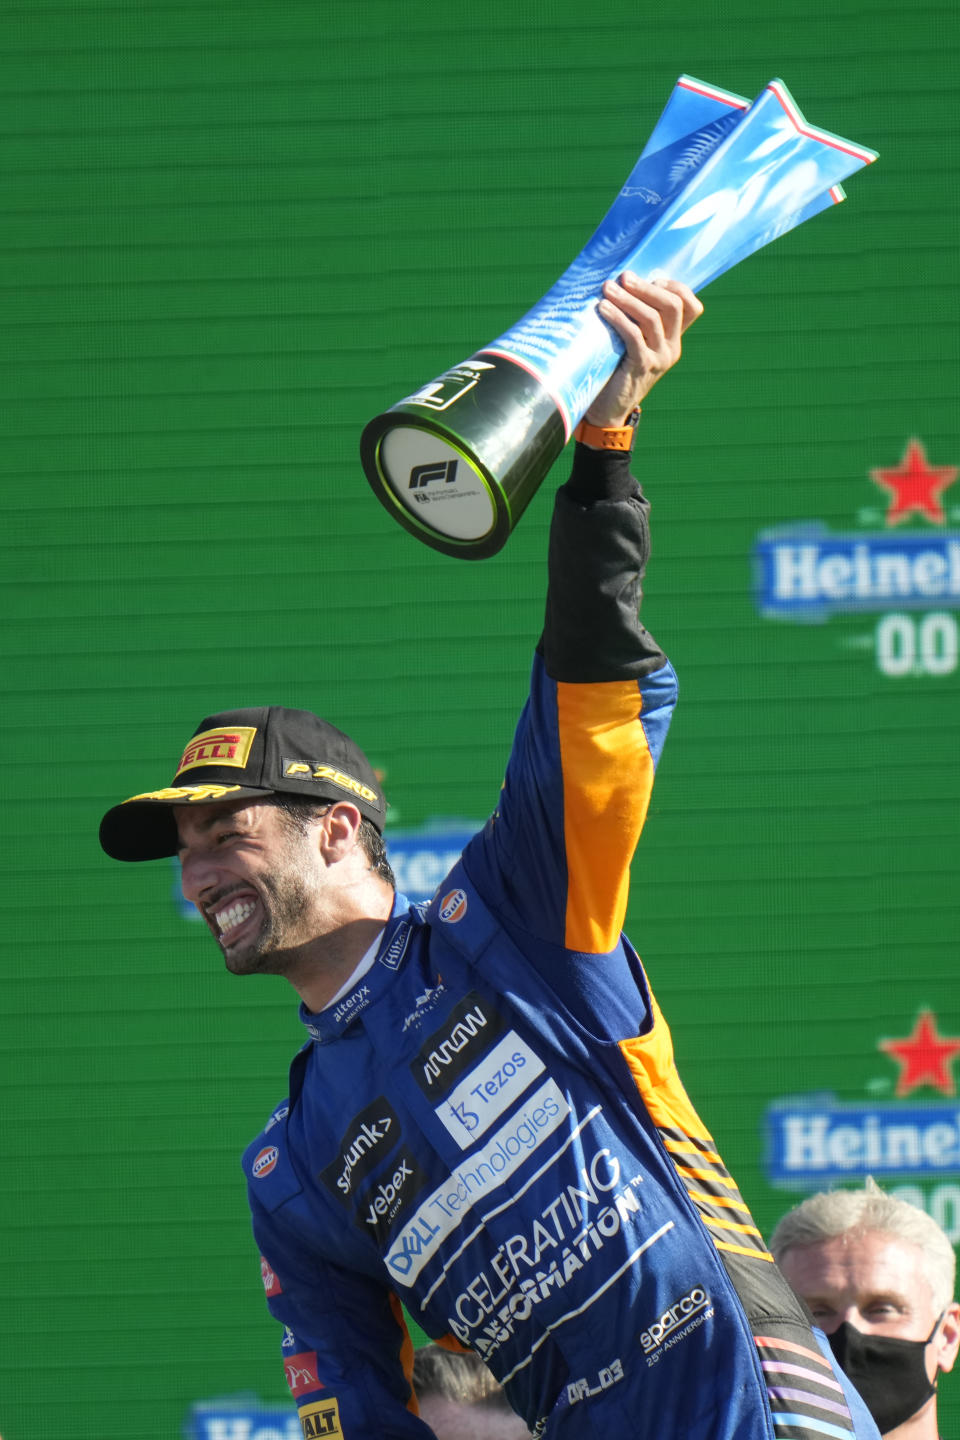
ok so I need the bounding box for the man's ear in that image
[316,802,363,860]
[933,1302,960,1375]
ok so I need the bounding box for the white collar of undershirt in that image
[322,927,385,1010]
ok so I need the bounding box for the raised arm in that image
[464,275,703,952]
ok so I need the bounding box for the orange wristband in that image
[572,408,641,451]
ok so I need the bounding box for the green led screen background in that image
[3,1,959,1435]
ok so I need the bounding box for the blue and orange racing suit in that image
[244,446,879,1440]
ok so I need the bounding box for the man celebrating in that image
[100,276,879,1438]
[772,1182,959,1439]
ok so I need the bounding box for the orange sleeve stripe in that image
[556,679,654,953]
[683,1188,754,1214]
[754,1337,834,1369]
[714,1239,775,1261]
[662,1138,724,1164]
[674,1165,740,1189]
[702,1215,764,1238]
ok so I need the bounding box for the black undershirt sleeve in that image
[537,442,668,683]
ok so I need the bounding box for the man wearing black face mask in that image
[771,1181,960,1439]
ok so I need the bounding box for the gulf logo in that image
[438,888,467,924]
[252,1145,279,1179]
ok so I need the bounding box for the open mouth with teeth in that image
[211,894,260,948]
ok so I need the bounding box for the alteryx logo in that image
[753,439,960,677]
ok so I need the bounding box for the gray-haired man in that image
[771,1182,959,1440]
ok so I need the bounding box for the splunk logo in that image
[319,1098,401,1203]
[639,1285,711,1353]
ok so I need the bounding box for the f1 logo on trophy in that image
[360,75,877,559]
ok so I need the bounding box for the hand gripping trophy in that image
[360,75,877,559]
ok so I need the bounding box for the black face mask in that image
[827,1317,942,1434]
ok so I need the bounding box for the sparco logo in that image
[412,992,507,1097]
[409,460,458,489]
[639,1285,710,1353]
[319,1097,400,1204]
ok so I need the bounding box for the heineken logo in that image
[765,1010,960,1217]
[753,439,960,677]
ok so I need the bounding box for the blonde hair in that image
[770,1178,956,1313]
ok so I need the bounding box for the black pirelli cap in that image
[99,706,387,861]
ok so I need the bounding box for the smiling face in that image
[176,797,330,975]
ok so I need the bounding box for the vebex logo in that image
[409,460,458,489]
[753,439,960,677]
[359,1148,431,1248]
[319,1097,401,1204]
[412,992,508,1097]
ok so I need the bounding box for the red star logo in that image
[878,1010,960,1097]
[870,438,958,526]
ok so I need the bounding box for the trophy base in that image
[360,352,566,560]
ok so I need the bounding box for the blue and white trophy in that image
[361,76,877,559]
